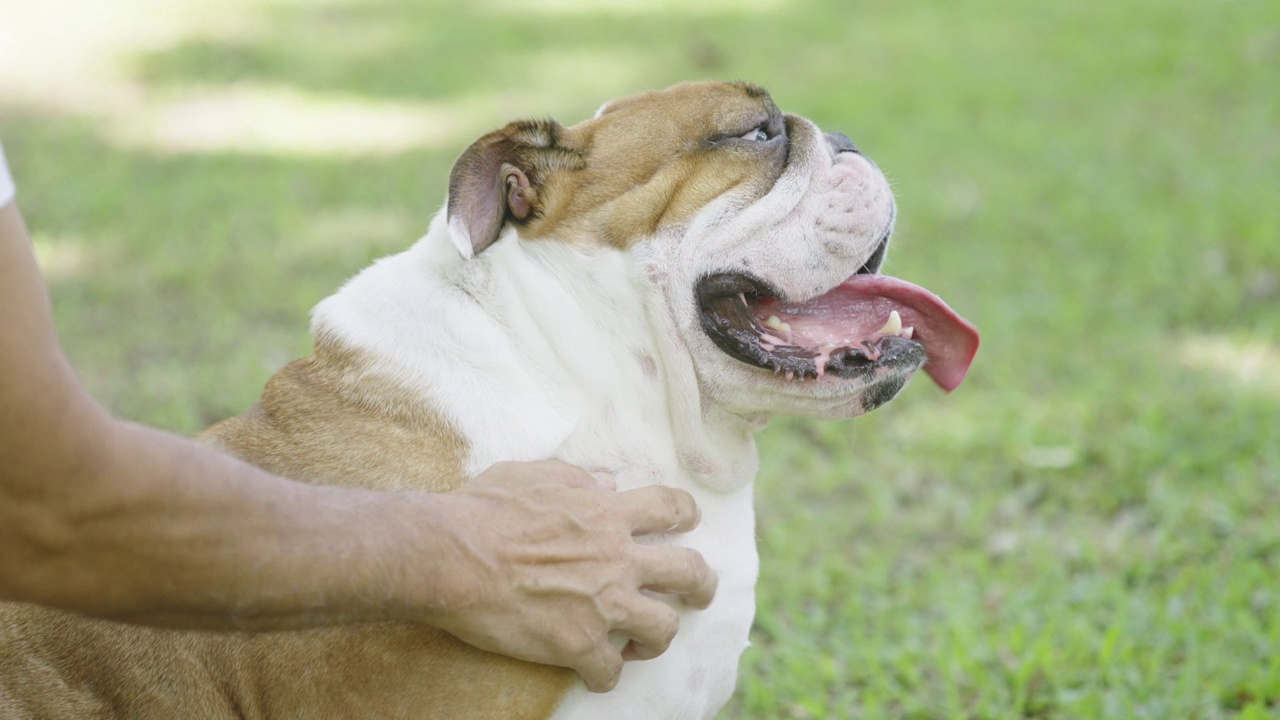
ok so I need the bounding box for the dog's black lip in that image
[693,272,779,307]
[855,219,893,276]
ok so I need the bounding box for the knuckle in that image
[606,654,624,682]
[600,585,631,624]
[684,548,712,581]
[580,668,607,693]
[584,651,623,692]
[564,627,600,661]
[662,488,695,524]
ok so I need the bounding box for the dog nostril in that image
[826,131,860,155]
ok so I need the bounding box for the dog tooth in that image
[901,326,914,339]
[765,315,786,332]
[877,310,902,336]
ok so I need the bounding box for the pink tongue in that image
[835,274,979,392]
[761,274,979,392]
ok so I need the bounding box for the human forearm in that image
[0,197,445,627]
[3,408,464,630]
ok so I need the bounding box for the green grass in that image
[4,0,1278,717]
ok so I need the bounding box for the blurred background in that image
[2,0,1276,717]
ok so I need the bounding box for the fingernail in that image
[591,472,617,490]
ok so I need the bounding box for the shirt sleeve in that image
[0,140,14,207]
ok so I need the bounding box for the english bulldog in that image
[0,81,978,719]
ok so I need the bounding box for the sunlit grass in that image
[112,84,483,155]
[1179,334,1280,398]
[0,0,261,113]
[478,0,791,15]
[30,234,93,281]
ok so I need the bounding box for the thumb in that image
[546,461,616,491]
[589,472,618,491]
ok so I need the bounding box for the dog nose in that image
[825,131,860,155]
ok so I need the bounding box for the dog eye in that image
[740,126,769,142]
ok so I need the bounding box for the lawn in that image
[3,0,1277,717]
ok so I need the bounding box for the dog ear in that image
[446,119,581,258]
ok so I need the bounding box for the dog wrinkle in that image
[636,351,659,379]
[678,449,718,478]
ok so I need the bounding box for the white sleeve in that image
[0,140,14,207]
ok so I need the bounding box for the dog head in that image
[445,81,978,420]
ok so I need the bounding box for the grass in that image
[3,0,1278,717]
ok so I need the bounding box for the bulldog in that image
[0,81,978,720]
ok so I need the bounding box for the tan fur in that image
[0,81,792,719]
[202,331,470,493]
[470,81,787,249]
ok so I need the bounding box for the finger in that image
[614,598,680,662]
[618,486,700,535]
[622,640,659,662]
[575,644,625,693]
[635,546,717,609]
[589,472,618,491]
[558,471,603,490]
[537,460,611,491]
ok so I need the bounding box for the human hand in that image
[424,460,716,692]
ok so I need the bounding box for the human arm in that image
[0,188,714,691]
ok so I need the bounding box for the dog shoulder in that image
[200,335,470,494]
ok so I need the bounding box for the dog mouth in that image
[696,242,980,391]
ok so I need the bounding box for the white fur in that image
[310,113,897,719]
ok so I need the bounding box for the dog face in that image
[446,81,977,421]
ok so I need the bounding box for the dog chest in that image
[550,486,758,720]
